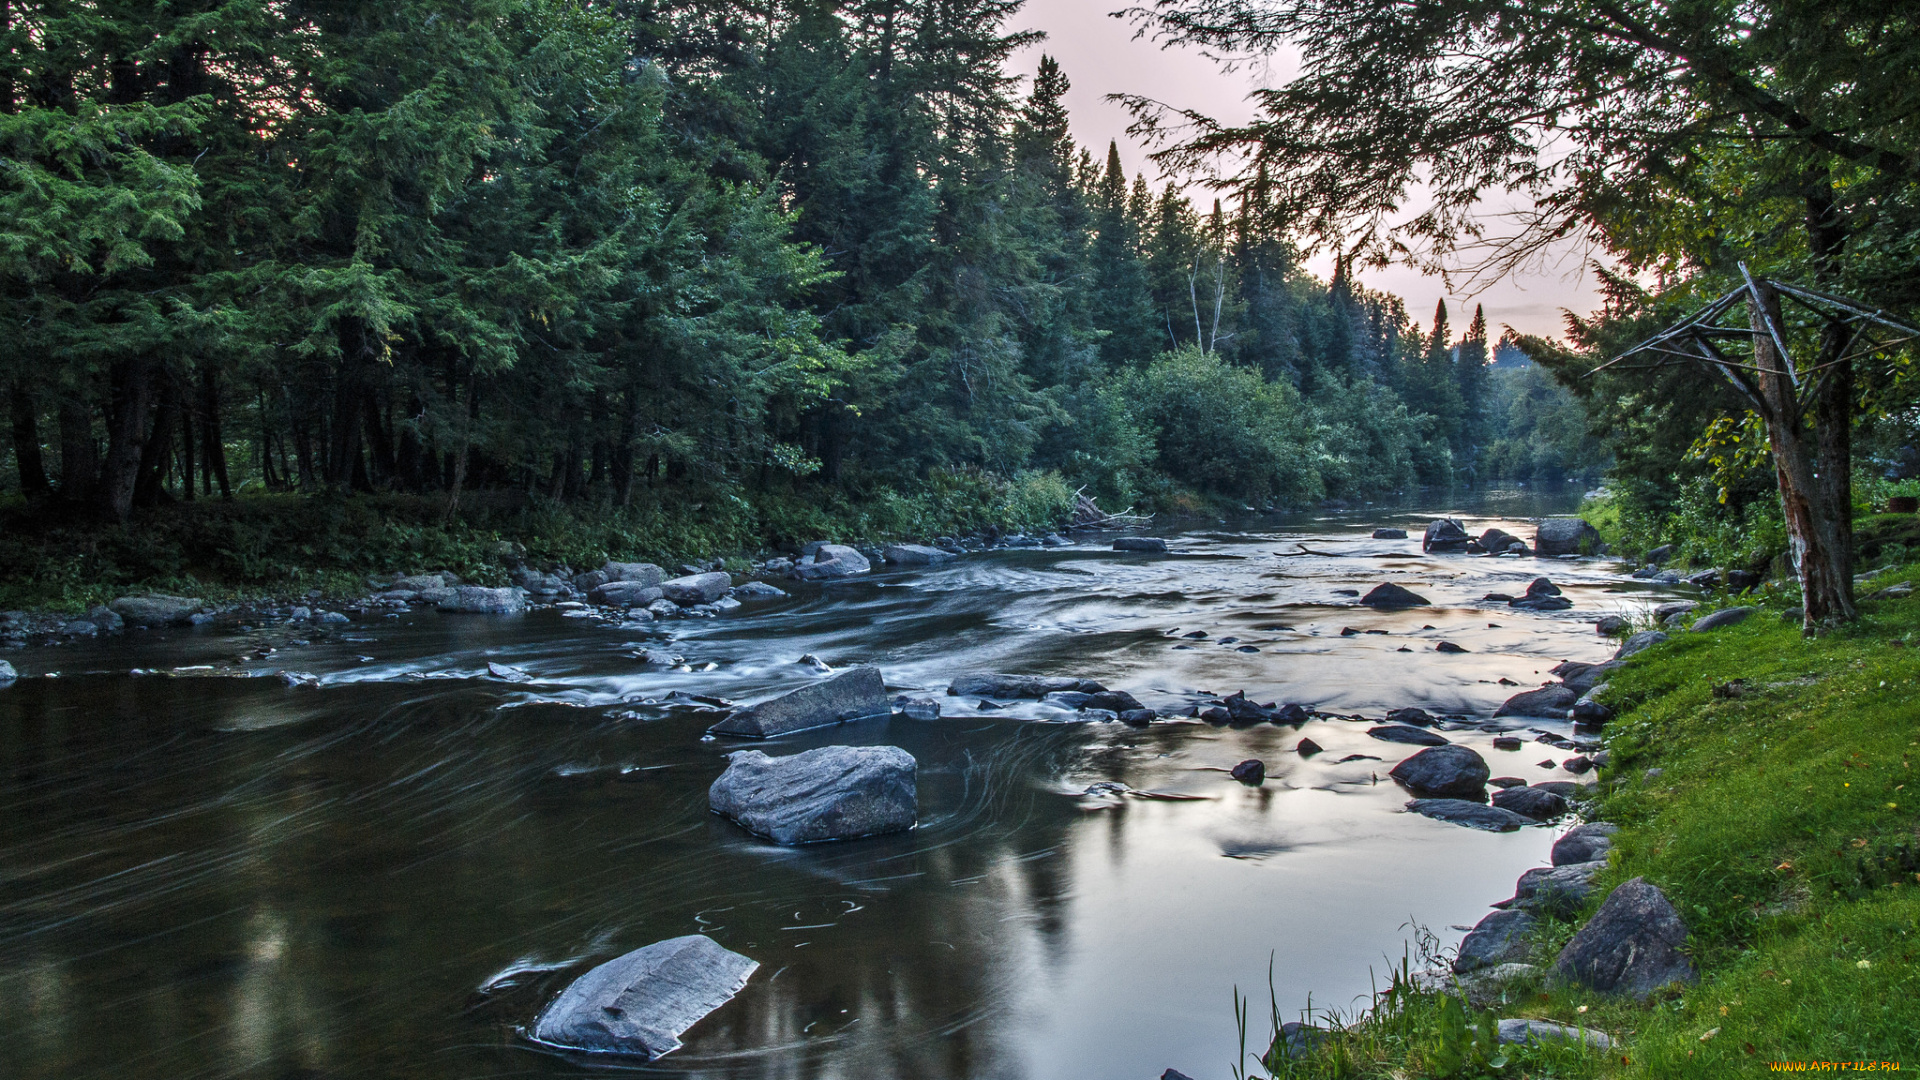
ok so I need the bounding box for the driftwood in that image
[1066,488,1152,531]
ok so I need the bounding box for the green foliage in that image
[1121,347,1322,506]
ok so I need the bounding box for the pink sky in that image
[1006,0,1603,341]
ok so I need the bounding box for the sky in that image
[1005,0,1603,341]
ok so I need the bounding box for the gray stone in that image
[1553,877,1697,999]
[661,572,732,606]
[1492,785,1570,820]
[109,594,205,628]
[1551,822,1618,866]
[1534,518,1606,557]
[898,698,941,720]
[1112,536,1169,552]
[792,543,871,580]
[1653,601,1697,622]
[947,672,1100,698]
[1646,544,1673,565]
[730,581,788,599]
[1361,582,1431,608]
[0,659,16,684]
[1454,908,1538,973]
[1230,759,1266,784]
[708,744,916,843]
[1372,528,1408,539]
[416,586,457,607]
[1495,684,1577,718]
[1509,594,1573,611]
[86,605,124,632]
[390,573,450,592]
[316,610,349,625]
[646,599,680,619]
[1084,689,1144,713]
[1423,518,1471,552]
[1560,661,1622,695]
[709,665,890,738]
[1511,860,1605,915]
[1571,688,1613,726]
[1370,724,1450,746]
[61,620,96,636]
[1691,606,1755,632]
[635,648,682,667]
[1594,615,1628,635]
[290,605,312,621]
[437,586,527,614]
[1406,799,1532,831]
[1453,964,1541,1008]
[530,935,757,1058]
[883,544,955,566]
[1272,1022,1330,1062]
[605,562,667,588]
[1496,1018,1611,1051]
[487,661,532,683]
[1389,744,1490,797]
[1614,630,1668,659]
[279,670,318,689]
[513,569,569,595]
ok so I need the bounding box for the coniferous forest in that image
[1,1,1594,577]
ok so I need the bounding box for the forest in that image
[0,0,1596,555]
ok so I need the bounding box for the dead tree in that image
[1597,265,1919,634]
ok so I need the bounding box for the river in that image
[0,488,1678,1080]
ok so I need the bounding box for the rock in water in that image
[1385,707,1437,726]
[1230,759,1266,784]
[1691,606,1755,632]
[437,586,528,614]
[1533,517,1606,556]
[1406,799,1532,831]
[1389,744,1490,797]
[1553,877,1697,998]
[897,697,941,720]
[1360,582,1431,608]
[660,572,732,606]
[487,661,532,683]
[882,544,955,566]
[1112,537,1169,552]
[109,594,206,627]
[1369,724,1450,746]
[1491,785,1569,820]
[708,745,917,844]
[1372,528,1408,539]
[793,544,871,580]
[1551,822,1618,866]
[946,673,1099,698]
[1594,614,1629,636]
[1494,684,1577,718]
[1453,909,1538,973]
[709,666,890,737]
[1423,518,1471,553]
[0,659,14,685]
[530,935,757,1058]
[591,581,663,607]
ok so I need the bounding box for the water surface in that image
[0,490,1678,1080]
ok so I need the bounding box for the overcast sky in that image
[1006,0,1603,341]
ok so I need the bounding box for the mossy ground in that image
[1249,555,1920,1079]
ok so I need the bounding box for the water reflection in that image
[0,491,1678,1079]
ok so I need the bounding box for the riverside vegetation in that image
[1229,519,1920,1078]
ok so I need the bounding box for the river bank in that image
[1247,540,1920,1078]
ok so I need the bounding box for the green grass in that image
[1246,558,1920,1079]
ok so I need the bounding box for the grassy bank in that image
[0,469,1078,612]
[1249,554,1920,1077]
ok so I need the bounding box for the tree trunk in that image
[201,365,231,499]
[58,393,97,503]
[133,372,179,509]
[1749,279,1855,632]
[98,358,155,521]
[10,383,50,498]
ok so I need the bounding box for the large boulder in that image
[1613,630,1668,659]
[1389,744,1490,797]
[793,544,871,580]
[1534,518,1606,557]
[1406,799,1532,831]
[1495,684,1577,718]
[708,744,917,844]
[1552,822,1619,866]
[1510,860,1606,916]
[1360,582,1431,608]
[1691,606,1755,632]
[1113,536,1169,552]
[1553,877,1697,998]
[109,594,205,628]
[1454,909,1538,973]
[709,665,890,738]
[661,572,732,606]
[947,673,1102,698]
[591,581,665,607]
[437,586,527,614]
[1478,528,1527,555]
[882,544,955,566]
[1369,724,1450,747]
[1422,518,1471,553]
[1492,785,1570,820]
[530,935,757,1058]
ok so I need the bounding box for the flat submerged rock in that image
[709,744,917,844]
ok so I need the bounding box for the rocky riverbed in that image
[0,490,1714,1079]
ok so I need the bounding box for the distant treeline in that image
[0,0,1600,525]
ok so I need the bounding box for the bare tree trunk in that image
[98,357,155,521]
[58,393,96,503]
[201,365,231,499]
[1749,279,1855,632]
[9,382,50,498]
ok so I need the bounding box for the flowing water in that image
[0,489,1682,1080]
